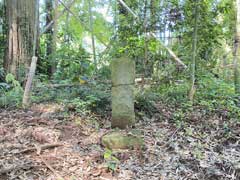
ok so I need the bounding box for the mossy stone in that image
[102,131,144,150]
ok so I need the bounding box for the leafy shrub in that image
[66,86,111,115]
[157,82,189,104]
[155,72,240,120]
[135,91,159,118]
[103,148,119,172]
[0,74,23,107]
[54,45,93,82]
[33,83,111,115]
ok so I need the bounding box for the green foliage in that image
[135,91,159,118]
[96,65,111,80]
[54,45,93,82]
[158,82,189,104]
[103,148,119,172]
[157,72,240,120]
[178,0,225,67]
[66,86,110,114]
[0,74,23,107]
[32,83,111,115]
[196,74,240,118]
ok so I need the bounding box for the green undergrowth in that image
[156,73,240,122]
[1,72,240,124]
[0,74,23,108]
[32,82,111,116]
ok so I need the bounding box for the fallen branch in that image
[17,143,63,154]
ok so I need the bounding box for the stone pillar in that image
[111,57,135,129]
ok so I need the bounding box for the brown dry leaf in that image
[82,131,105,146]
[32,127,61,143]
[0,127,8,135]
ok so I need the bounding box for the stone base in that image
[101,131,143,150]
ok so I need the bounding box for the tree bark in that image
[189,0,199,102]
[45,0,53,75]
[4,0,37,80]
[88,0,97,69]
[51,0,59,74]
[22,0,39,107]
[234,0,240,94]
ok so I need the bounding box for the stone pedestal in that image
[102,131,143,150]
[111,57,135,129]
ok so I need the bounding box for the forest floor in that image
[0,103,240,180]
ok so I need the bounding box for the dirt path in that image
[0,105,240,180]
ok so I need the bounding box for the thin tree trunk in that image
[223,54,227,80]
[189,0,199,102]
[45,0,53,75]
[1,0,7,72]
[234,0,240,94]
[88,0,97,69]
[143,0,148,77]
[51,0,59,74]
[64,11,70,42]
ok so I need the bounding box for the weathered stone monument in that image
[111,57,135,129]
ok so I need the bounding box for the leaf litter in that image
[0,103,240,180]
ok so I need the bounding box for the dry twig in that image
[17,143,63,154]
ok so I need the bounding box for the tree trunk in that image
[45,0,53,75]
[64,11,70,43]
[22,0,39,107]
[150,0,157,32]
[189,0,199,102]
[234,0,240,94]
[4,0,36,80]
[143,0,148,77]
[88,0,97,69]
[51,0,59,74]
[1,0,7,72]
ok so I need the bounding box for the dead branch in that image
[17,143,63,154]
